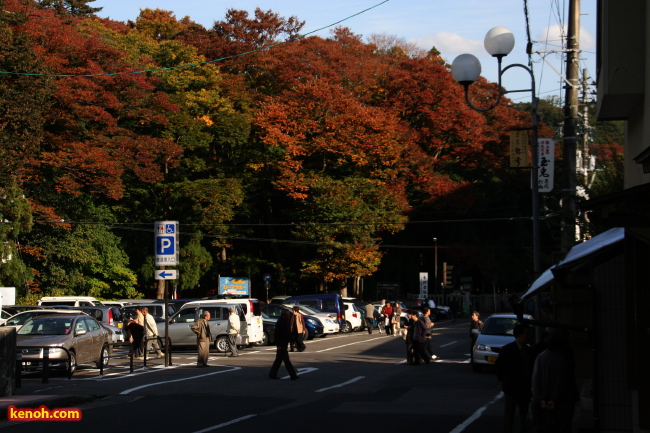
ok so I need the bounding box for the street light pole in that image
[451,26,542,280]
[433,237,438,298]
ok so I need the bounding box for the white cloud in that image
[536,24,596,51]
[410,32,484,57]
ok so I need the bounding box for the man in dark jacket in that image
[495,323,533,433]
[269,310,299,380]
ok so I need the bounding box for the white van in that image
[38,296,103,307]
[181,298,264,345]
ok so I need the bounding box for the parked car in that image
[282,304,339,336]
[2,309,83,331]
[342,302,362,333]
[76,306,125,343]
[38,296,103,307]
[2,305,43,317]
[258,313,277,346]
[157,303,249,352]
[471,313,534,372]
[283,294,346,331]
[17,314,112,375]
[123,303,175,320]
[261,303,325,339]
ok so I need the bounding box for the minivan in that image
[283,294,345,330]
[181,298,263,345]
[157,303,248,353]
[38,296,103,307]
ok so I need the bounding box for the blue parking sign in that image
[154,220,179,266]
[156,236,175,255]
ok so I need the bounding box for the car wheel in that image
[95,345,109,369]
[68,351,77,376]
[256,332,269,346]
[214,336,229,353]
[430,312,438,322]
[340,321,352,333]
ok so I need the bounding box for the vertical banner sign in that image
[538,138,555,192]
[419,272,429,299]
[509,130,530,168]
[155,221,179,266]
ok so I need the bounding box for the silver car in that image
[471,313,533,372]
[17,314,112,375]
[157,304,248,353]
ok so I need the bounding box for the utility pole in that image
[561,0,581,253]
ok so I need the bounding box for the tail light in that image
[248,300,254,316]
[337,312,342,320]
[107,309,113,326]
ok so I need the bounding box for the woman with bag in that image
[382,303,393,335]
[290,306,307,352]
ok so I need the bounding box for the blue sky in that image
[93,0,597,103]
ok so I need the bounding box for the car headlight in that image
[305,318,320,326]
[476,344,488,351]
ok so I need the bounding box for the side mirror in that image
[471,328,480,335]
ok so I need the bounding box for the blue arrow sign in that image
[155,270,178,280]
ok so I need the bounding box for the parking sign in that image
[154,221,179,266]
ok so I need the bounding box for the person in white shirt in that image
[142,307,164,359]
[227,307,240,357]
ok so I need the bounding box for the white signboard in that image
[155,270,178,280]
[154,221,179,266]
[419,272,429,299]
[538,138,555,193]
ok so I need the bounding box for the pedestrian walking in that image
[469,311,483,363]
[382,302,393,335]
[142,307,164,359]
[191,311,212,367]
[126,307,144,359]
[364,303,375,334]
[392,302,402,336]
[290,306,307,352]
[404,309,419,365]
[420,306,436,360]
[495,324,533,433]
[227,306,240,357]
[269,310,299,380]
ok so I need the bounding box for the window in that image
[299,300,319,308]
[174,308,196,323]
[75,319,88,333]
[85,318,100,331]
[201,308,221,321]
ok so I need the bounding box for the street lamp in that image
[433,237,438,296]
[450,26,542,280]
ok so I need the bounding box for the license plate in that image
[487,356,497,364]
[117,322,123,328]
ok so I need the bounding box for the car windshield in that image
[481,317,519,336]
[297,306,320,315]
[18,318,72,335]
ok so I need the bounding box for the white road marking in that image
[315,376,365,393]
[315,337,385,352]
[191,414,257,432]
[119,366,241,394]
[440,341,458,348]
[449,392,503,433]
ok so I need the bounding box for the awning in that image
[520,227,625,300]
[521,266,555,300]
[555,227,624,270]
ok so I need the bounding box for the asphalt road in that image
[2,319,507,432]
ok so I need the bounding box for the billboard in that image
[219,277,250,296]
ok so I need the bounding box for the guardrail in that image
[15,346,73,387]
[98,336,172,377]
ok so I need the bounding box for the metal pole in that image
[164,278,169,367]
[433,238,438,297]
